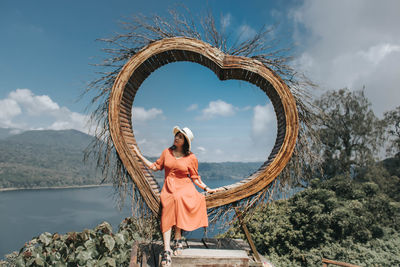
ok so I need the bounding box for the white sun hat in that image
[173,126,194,151]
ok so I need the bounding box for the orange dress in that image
[151,148,208,233]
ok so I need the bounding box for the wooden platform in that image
[129,238,273,267]
[171,248,249,266]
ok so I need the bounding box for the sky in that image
[0,0,399,162]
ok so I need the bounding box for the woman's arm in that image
[132,145,158,171]
[189,155,223,193]
[192,178,224,194]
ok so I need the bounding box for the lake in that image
[0,178,237,260]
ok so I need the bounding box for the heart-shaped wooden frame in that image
[109,37,298,215]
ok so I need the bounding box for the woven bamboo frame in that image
[108,37,299,215]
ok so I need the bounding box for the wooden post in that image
[234,207,261,263]
[129,240,139,267]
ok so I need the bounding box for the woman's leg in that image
[163,228,172,252]
[174,226,182,240]
[172,226,184,256]
[161,228,173,266]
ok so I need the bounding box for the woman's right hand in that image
[133,145,157,171]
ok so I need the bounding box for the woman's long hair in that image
[169,132,191,156]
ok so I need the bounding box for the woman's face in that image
[174,132,185,148]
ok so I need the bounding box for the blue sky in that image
[1,0,399,162]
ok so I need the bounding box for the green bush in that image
[219,174,400,266]
[2,217,161,266]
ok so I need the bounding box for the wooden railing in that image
[322,258,360,267]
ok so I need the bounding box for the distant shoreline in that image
[0,183,114,192]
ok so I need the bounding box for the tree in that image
[315,88,385,179]
[383,106,400,157]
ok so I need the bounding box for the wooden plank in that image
[120,121,132,128]
[232,238,251,251]
[123,135,136,144]
[171,248,249,267]
[322,258,360,267]
[150,54,163,70]
[122,90,134,103]
[218,238,243,250]
[119,107,132,117]
[157,52,169,66]
[185,239,205,248]
[120,116,131,124]
[180,248,248,258]
[146,55,159,70]
[130,238,271,267]
[124,85,136,99]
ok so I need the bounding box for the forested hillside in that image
[0,129,102,188]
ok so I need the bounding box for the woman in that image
[133,126,222,266]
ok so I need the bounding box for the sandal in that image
[160,250,172,266]
[173,239,184,256]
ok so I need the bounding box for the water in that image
[0,179,236,259]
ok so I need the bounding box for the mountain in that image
[4,129,92,149]
[0,128,263,190]
[0,128,23,140]
[0,128,102,189]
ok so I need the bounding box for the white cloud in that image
[197,100,236,120]
[132,107,163,122]
[237,24,257,42]
[0,88,90,134]
[137,138,147,145]
[0,98,21,121]
[240,105,252,111]
[186,103,198,111]
[252,103,274,136]
[270,9,282,18]
[215,149,223,155]
[196,146,206,153]
[358,43,400,64]
[135,136,170,158]
[48,110,88,132]
[8,89,59,115]
[220,13,232,29]
[249,103,277,160]
[290,0,400,116]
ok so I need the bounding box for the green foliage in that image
[383,105,400,156]
[219,173,400,266]
[314,88,385,179]
[382,156,400,178]
[356,159,400,202]
[2,217,161,266]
